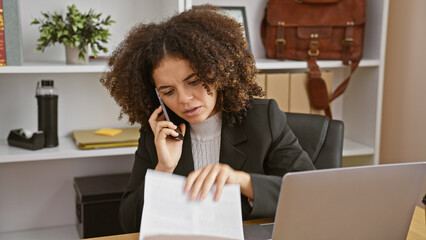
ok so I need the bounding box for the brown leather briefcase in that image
[261,0,366,118]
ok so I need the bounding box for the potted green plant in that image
[31,4,115,64]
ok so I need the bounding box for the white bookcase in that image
[193,0,389,167]
[0,0,389,237]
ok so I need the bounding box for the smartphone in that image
[155,88,184,140]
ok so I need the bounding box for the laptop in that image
[244,162,426,240]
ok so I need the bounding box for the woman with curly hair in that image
[101,5,315,233]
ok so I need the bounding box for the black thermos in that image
[36,80,58,147]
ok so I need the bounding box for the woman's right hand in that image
[148,106,186,173]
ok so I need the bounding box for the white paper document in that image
[140,169,244,240]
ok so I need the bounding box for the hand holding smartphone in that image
[155,88,184,140]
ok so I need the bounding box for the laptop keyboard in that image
[243,223,274,240]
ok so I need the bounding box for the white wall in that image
[380,0,426,164]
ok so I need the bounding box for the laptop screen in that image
[271,163,425,240]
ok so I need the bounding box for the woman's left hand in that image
[184,163,253,201]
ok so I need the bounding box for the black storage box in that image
[74,173,130,238]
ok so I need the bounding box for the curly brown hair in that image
[100,5,264,131]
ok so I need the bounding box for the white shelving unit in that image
[342,139,375,157]
[0,61,108,73]
[0,0,389,236]
[192,0,389,168]
[0,133,372,164]
[0,0,184,236]
[0,58,380,74]
[0,138,137,164]
[256,59,380,70]
[0,225,78,240]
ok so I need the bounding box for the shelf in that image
[342,139,375,157]
[0,61,108,74]
[0,136,370,164]
[0,225,79,240]
[0,59,380,74]
[0,136,137,164]
[256,59,380,70]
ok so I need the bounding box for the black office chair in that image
[286,112,344,169]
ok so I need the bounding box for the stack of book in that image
[0,0,24,66]
[72,127,140,150]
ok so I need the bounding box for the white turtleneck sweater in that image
[190,113,222,170]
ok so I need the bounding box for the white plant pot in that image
[65,45,89,64]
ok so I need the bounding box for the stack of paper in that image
[141,170,244,240]
[72,127,140,150]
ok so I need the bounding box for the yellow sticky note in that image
[94,128,123,136]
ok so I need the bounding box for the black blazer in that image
[120,98,315,233]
